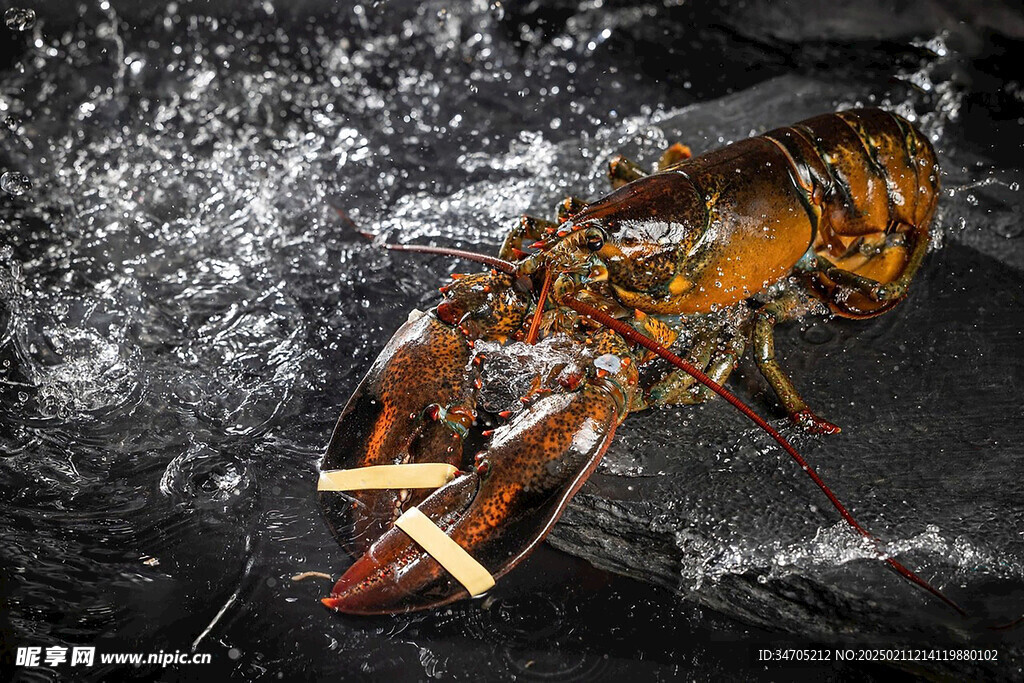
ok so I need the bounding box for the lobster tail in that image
[764,109,939,318]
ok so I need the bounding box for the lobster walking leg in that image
[753,292,841,435]
[657,142,692,170]
[645,331,747,407]
[608,142,693,190]
[500,214,556,260]
[695,334,746,402]
[608,155,647,189]
[642,325,719,406]
[556,196,588,222]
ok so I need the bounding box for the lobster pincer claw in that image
[322,374,635,615]
[319,271,531,558]
[318,310,480,557]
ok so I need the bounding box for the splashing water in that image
[0,170,31,196]
[4,7,36,32]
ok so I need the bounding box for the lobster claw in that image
[322,378,630,614]
[320,270,531,557]
[318,310,479,556]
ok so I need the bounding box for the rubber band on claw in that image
[394,507,495,596]
[317,464,459,491]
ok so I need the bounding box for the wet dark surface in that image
[1,1,1023,681]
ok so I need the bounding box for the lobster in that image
[316,108,953,616]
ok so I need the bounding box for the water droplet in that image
[0,171,31,196]
[801,323,834,345]
[594,353,621,374]
[4,7,35,31]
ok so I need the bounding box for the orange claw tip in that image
[792,409,842,435]
[319,541,467,615]
[320,594,378,616]
[321,597,343,610]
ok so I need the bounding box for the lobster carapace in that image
[317,108,947,615]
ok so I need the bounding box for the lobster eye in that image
[584,227,605,251]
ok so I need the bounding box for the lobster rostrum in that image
[318,108,957,616]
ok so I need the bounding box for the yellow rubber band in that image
[317,464,459,491]
[394,507,495,597]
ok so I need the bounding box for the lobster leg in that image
[814,222,930,304]
[642,326,718,406]
[657,142,692,170]
[753,292,841,435]
[642,326,747,407]
[695,334,746,402]
[608,155,647,189]
[608,143,694,190]
[499,214,556,260]
[556,196,588,222]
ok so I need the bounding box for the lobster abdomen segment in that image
[764,109,938,238]
[769,109,939,317]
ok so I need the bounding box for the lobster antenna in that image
[526,268,554,345]
[562,295,967,617]
[358,234,516,274]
